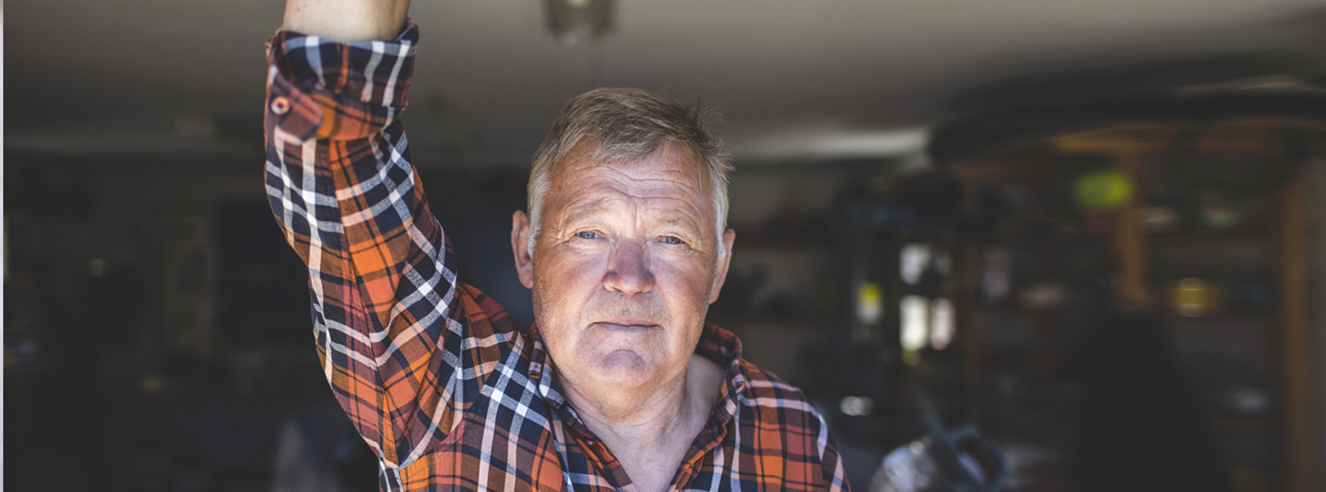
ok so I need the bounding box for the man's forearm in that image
[281,0,410,42]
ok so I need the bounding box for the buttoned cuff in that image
[265,21,418,142]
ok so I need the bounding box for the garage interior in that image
[6,1,1326,491]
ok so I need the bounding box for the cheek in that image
[653,261,713,360]
[652,255,717,314]
[534,247,608,313]
[533,252,600,362]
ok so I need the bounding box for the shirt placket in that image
[529,329,627,491]
[668,368,746,490]
[570,421,636,491]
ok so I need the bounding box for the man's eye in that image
[660,236,684,245]
[576,231,599,240]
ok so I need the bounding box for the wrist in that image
[281,0,410,42]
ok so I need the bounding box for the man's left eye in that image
[660,236,684,245]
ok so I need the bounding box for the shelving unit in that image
[932,102,1325,492]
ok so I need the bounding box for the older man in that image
[265,0,848,490]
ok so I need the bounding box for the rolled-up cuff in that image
[264,21,417,142]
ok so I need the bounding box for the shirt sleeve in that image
[814,410,852,492]
[263,22,481,470]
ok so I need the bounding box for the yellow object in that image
[1167,278,1223,317]
[1075,170,1132,210]
[856,282,883,325]
[902,349,921,367]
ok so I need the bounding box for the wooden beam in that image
[1276,176,1315,492]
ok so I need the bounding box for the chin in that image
[586,349,662,388]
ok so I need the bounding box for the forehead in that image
[547,142,712,210]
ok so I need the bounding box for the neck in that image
[560,358,692,445]
[560,355,725,492]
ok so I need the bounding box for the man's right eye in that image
[576,231,599,240]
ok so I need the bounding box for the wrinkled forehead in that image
[550,139,713,200]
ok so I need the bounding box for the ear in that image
[511,210,535,289]
[708,228,737,304]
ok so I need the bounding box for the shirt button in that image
[270,96,291,115]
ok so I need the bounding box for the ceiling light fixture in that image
[542,0,615,46]
[732,127,930,162]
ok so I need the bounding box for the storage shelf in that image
[1148,230,1270,244]
[1163,312,1275,323]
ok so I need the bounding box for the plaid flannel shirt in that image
[263,22,850,492]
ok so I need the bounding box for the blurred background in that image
[6,0,1326,491]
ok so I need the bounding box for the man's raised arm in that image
[264,0,480,472]
[282,0,410,43]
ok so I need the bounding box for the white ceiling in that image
[8,0,1326,166]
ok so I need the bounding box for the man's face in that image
[514,142,734,396]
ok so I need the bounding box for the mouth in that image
[592,319,659,330]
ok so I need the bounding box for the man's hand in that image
[282,0,411,42]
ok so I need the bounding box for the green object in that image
[1075,170,1132,210]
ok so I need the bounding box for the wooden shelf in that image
[974,305,1081,317]
[1163,312,1275,323]
[1148,230,1270,244]
[1000,232,1109,248]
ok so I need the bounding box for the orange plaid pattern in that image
[264,22,850,492]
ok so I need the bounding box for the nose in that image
[603,239,654,295]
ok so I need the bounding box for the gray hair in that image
[526,88,732,254]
